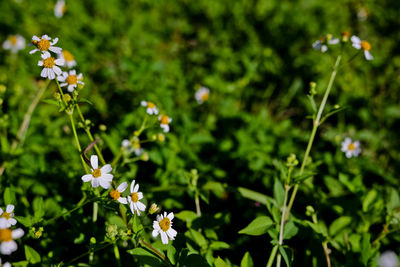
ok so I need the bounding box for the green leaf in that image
[215,257,229,267]
[4,187,16,205]
[279,246,292,267]
[33,197,44,218]
[24,245,41,264]
[240,252,254,267]
[388,188,400,212]
[329,216,352,237]
[132,214,144,234]
[292,172,317,183]
[238,187,273,206]
[15,216,34,227]
[167,244,176,265]
[127,247,163,266]
[179,252,210,267]
[283,221,298,240]
[175,210,198,227]
[41,99,59,106]
[274,178,285,208]
[186,229,208,248]
[307,95,317,113]
[238,216,274,236]
[363,190,377,212]
[78,98,93,105]
[320,106,347,125]
[360,233,371,266]
[10,261,29,267]
[209,241,230,250]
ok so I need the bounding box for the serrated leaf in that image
[24,245,41,264]
[238,216,274,236]
[240,252,253,267]
[15,216,34,227]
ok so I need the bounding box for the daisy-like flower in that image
[81,155,113,189]
[57,70,84,92]
[152,212,177,245]
[341,137,361,158]
[38,53,64,80]
[159,115,172,133]
[2,34,25,53]
[351,35,373,60]
[379,251,399,267]
[0,205,17,228]
[30,35,62,57]
[141,101,159,115]
[312,34,339,53]
[54,0,66,18]
[0,218,24,255]
[109,182,128,204]
[122,138,143,156]
[58,50,76,68]
[0,258,11,267]
[127,180,146,215]
[195,86,210,104]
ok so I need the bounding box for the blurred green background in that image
[1,0,400,266]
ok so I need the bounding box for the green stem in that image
[113,243,122,267]
[276,185,290,267]
[284,55,342,221]
[68,114,90,173]
[266,246,279,267]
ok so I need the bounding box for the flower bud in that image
[149,203,160,214]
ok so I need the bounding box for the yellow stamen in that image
[92,169,101,178]
[160,115,169,125]
[37,39,51,51]
[201,93,209,101]
[66,75,77,85]
[361,41,371,51]
[159,217,171,232]
[63,50,74,62]
[43,57,56,68]
[147,102,155,108]
[0,211,11,220]
[348,143,355,151]
[9,36,17,45]
[131,192,139,202]
[110,190,120,200]
[0,228,12,242]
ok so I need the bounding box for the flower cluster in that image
[0,205,24,256]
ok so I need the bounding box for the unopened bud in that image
[309,82,317,96]
[0,85,6,94]
[306,205,315,217]
[158,133,165,142]
[134,130,140,136]
[140,152,149,161]
[64,94,71,102]
[54,92,61,100]
[341,31,350,42]
[99,124,107,131]
[149,203,160,214]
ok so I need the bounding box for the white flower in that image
[351,35,373,60]
[3,34,25,53]
[341,137,361,158]
[152,212,177,245]
[141,101,159,115]
[127,180,146,215]
[109,182,128,204]
[0,258,11,267]
[0,205,17,227]
[195,86,210,104]
[54,0,66,18]
[312,34,339,53]
[0,218,24,255]
[58,50,76,68]
[30,35,62,57]
[57,70,84,92]
[37,53,64,80]
[81,155,113,189]
[158,115,172,133]
[379,251,399,267]
[121,138,143,156]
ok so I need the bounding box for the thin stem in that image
[322,241,331,267]
[113,243,122,267]
[64,241,112,266]
[372,222,390,247]
[285,55,342,221]
[69,114,90,173]
[276,185,290,267]
[195,190,201,216]
[266,246,279,267]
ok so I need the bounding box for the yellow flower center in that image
[66,75,78,85]
[160,115,169,125]
[348,143,355,151]
[9,36,17,45]
[201,93,209,101]
[92,168,101,178]
[147,102,155,108]
[361,41,371,51]
[63,50,74,62]
[37,39,51,51]
[0,228,12,242]
[133,142,141,149]
[131,192,139,202]
[110,190,120,200]
[342,31,350,37]
[43,57,56,68]
[159,217,171,232]
[0,211,11,220]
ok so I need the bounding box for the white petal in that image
[141,101,147,107]
[82,174,93,182]
[8,218,17,225]
[55,59,65,66]
[130,180,136,193]
[328,38,339,45]
[91,155,98,169]
[51,37,59,45]
[351,35,361,44]
[6,205,14,213]
[58,75,66,82]
[160,231,168,244]
[32,35,40,41]
[53,66,62,75]
[60,83,68,87]
[312,40,321,50]
[152,229,160,237]
[118,197,128,204]
[346,151,352,158]
[49,46,62,54]
[167,212,174,221]
[352,43,361,50]
[99,179,111,189]
[167,228,177,239]
[133,183,139,193]
[129,202,135,214]
[29,48,39,54]
[321,45,328,53]
[67,85,75,92]
[70,70,76,75]
[102,173,113,182]
[38,60,43,66]
[42,51,51,58]
[91,179,100,188]
[100,164,112,174]
[137,192,143,200]
[40,68,48,78]
[136,201,146,211]
[0,208,3,215]
[0,218,8,228]
[117,182,128,192]
[0,241,16,255]
[48,69,55,80]
[364,50,373,60]
[12,228,24,239]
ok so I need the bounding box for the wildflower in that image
[158,115,172,133]
[121,138,143,156]
[149,203,160,214]
[37,53,64,80]
[81,155,113,189]
[2,34,25,53]
[152,212,177,245]
[378,251,399,267]
[0,218,24,255]
[57,70,84,92]
[141,101,159,115]
[127,180,146,215]
[312,34,339,53]
[30,35,62,57]
[195,86,210,104]
[109,182,128,204]
[351,36,373,60]
[0,258,11,267]
[341,137,361,158]
[54,0,66,18]
[58,50,76,68]
[0,205,17,227]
